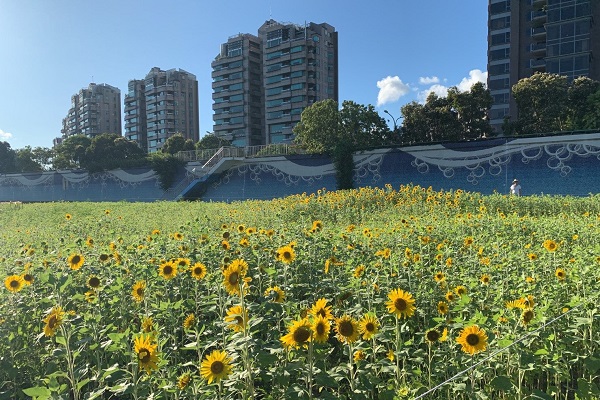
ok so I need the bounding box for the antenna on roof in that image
[269,4,272,19]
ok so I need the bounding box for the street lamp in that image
[383,110,401,133]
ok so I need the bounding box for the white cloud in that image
[457,69,488,92]
[0,129,13,141]
[417,84,449,103]
[419,76,439,85]
[376,76,410,106]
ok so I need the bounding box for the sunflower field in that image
[1,185,599,400]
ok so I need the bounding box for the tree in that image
[293,99,392,189]
[161,133,195,155]
[582,89,600,130]
[448,82,493,139]
[0,141,16,172]
[15,146,44,172]
[84,133,146,171]
[53,135,92,170]
[196,133,231,150]
[512,72,569,134]
[567,76,600,130]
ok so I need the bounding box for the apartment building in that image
[487,0,600,131]
[61,83,122,139]
[212,19,338,146]
[125,67,199,153]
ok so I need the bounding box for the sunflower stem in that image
[308,338,314,400]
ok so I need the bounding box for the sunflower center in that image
[293,327,311,343]
[89,277,100,287]
[283,251,291,259]
[523,310,534,322]
[10,280,19,288]
[194,267,202,275]
[136,288,144,297]
[365,322,375,332]
[316,322,325,335]
[163,266,173,275]
[426,330,440,342]
[394,298,407,311]
[48,315,58,329]
[211,361,224,374]
[235,316,244,325]
[466,333,480,346]
[71,256,81,264]
[316,309,326,318]
[339,321,354,337]
[138,349,151,363]
[228,272,239,285]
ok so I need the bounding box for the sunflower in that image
[312,315,330,343]
[386,289,416,319]
[67,253,85,270]
[309,298,334,320]
[437,301,449,315]
[527,253,538,261]
[456,325,488,355]
[312,220,323,231]
[281,318,312,349]
[175,258,190,269]
[173,232,184,240]
[65,213,72,221]
[335,315,360,344]
[375,248,391,258]
[246,227,256,235]
[99,253,111,263]
[85,237,94,247]
[353,350,366,362]
[425,329,441,343]
[387,349,395,361]
[133,334,159,374]
[358,314,380,340]
[132,280,146,303]
[434,272,445,283]
[84,290,97,303]
[177,372,191,390]
[224,305,248,333]
[200,350,233,384]
[464,236,474,247]
[183,313,196,330]
[221,240,231,251]
[264,286,285,303]
[506,299,526,310]
[543,239,558,252]
[239,237,250,247]
[158,261,178,280]
[222,259,248,296]
[522,309,535,326]
[480,274,491,285]
[237,224,246,233]
[5,275,25,293]
[555,268,566,280]
[87,275,101,289]
[454,285,468,297]
[43,306,66,337]
[276,245,296,264]
[353,265,365,278]
[141,316,154,333]
[191,262,207,280]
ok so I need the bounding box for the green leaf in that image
[76,378,90,391]
[534,349,549,355]
[530,389,553,400]
[22,386,52,398]
[490,375,513,392]
[584,357,600,374]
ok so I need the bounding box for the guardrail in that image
[176,144,305,162]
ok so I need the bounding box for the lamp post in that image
[384,110,402,144]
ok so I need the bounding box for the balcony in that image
[531,26,546,39]
[532,0,546,8]
[530,42,546,55]
[530,58,546,70]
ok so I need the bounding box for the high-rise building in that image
[61,83,122,139]
[125,67,200,153]
[487,0,600,132]
[212,19,338,146]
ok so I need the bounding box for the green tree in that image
[582,89,600,129]
[161,133,196,155]
[512,72,569,134]
[196,133,231,150]
[83,133,146,171]
[15,146,44,172]
[567,76,600,130]
[293,99,391,189]
[52,135,92,170]
[448,82,493,139]
[0,141,16,172]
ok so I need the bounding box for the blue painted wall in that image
[1,132,599,202]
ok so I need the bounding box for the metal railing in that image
[176,144,304,162]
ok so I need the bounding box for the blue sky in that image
[0,0,488,150]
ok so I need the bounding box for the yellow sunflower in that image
[141,316,154,333]
[543,239,558,252]
[456,325,488,355]
[437,301,449,315]
[522,309,535,326]
[312,220,323,231]
[425,328,442,344]
[221,240,231,251]
[358,314,380,340]
[276,245,296,264]
[353,265,365,278]
[555,268,566,280]
[222,259,249,296]
[309,298,334,320]
[87,275,101,289]
[67,253,85,270]
[454,285,468,297]
[177,372,191,390]
[434,272,445,283]
[175,258,190,269]
[183,313,196,330]
[133,334,159,374]
[224,305,248,333]
[22,273,33,285]
[264,286,285,303]
[158,261,178,280]
[99,253,111,263]
[480,274,491,285]
[335,315,360,344]
[173,232,184,240]
[132,280,146,303]
[65,213,72,220]
[43,306,66,337]
[312,315,331,343]
[5,275,25,293]
[190,262,207,280]
[386,289,416,319]
[280,318,312,349]
[200,350,233,384]
[85,237,94,247]
[353,350,366,362]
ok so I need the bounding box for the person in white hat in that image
[510,179,521,196]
